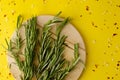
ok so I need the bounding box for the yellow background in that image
[0,0,120,80]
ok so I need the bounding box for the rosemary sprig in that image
[37,13,80,80]
[6,15,24,71]
[36,13,65,79]
[6,16,38,80]
[23,17,37,80]
[6,12,81,80]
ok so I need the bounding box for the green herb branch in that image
[5,15,24,74]
[6,13,81,80]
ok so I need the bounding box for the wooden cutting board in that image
[7,15,86,80]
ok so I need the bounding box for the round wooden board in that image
[7,15,86,80]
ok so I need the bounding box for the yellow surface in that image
[0,0,120,80]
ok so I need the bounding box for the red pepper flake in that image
[12,12,14,15]
[108,41,112,46]
[4,51,6,53]
[95,64,98,68]
[112,33,117,36]
[104,19,107,22]
[86,52,88,55]
[116,5,120,8]
[11,0,15,3]
[12,10,16,15]
[107,77,110,79]
[115,73,118,76]
[112,77,114,79]
[116,67,119,70]
[43,0,47,3]
[68,0,72,4]
[108,45,110,48]
[114,14,116,16]
[92,22,94,26]
[8,3,11,5]
[14,3,16,5]
[80,15,82,17]
[4,14,7,17]
[12,11,16,15]
[117,63,119,66]
[9,73,11,75]
[86,6,89,11]
[92,69,95,72]
[89,12,92,15]
[1,53,3,55]
[7,76,8,79]
[91,22,98,28]
[116,27,119,29]
[95,25,98,28]
[23,0,26,2]
[104,52,106,54]
[114,22,117,25]
[118,61,120,63]
[107,26,109,29]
